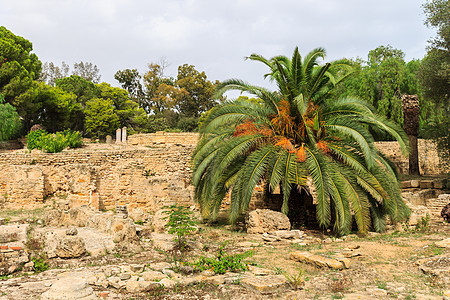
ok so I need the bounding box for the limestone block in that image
[159,278,176,288]
[401,181,412,189]
[270,230,304,239]
[411,180,420,188]
[420,180,434,189]
[246,209,291,234]
[152,209,169,233]
[41,276,95,300]
[290,251,345,270]
[141,270,166,282]
[55,236,86,258]
[435,238,450,249]
[241,275,290,294]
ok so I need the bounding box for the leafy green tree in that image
[142,63,182,114]
[56,75,99,131]
[0,94,21,141]
[175,64,217,118]
[14,81,79,132]
[114,68,144,104]
[56,75,99,106]
[192,47,410,235]
[96,82,149,133]
[84,97,119,139]
[0,26,41,104]
[418,0,449,169]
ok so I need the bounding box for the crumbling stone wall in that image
[0,133,444,212]
[375,139,442,175]
[128,132,199,146]
[0,145,194,211]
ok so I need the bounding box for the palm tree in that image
[192,47,410,235]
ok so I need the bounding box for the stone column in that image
[121,127,127,144]
[402,95,420,175]
[115,128,121,144]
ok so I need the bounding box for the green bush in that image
[162,205,197,250]
[191,242,253,274]
[62,130,83,148]
[26,130,47,150]
[40,132,67,153]
[26,129,83,153]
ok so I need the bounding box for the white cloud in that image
[1,0,435,90]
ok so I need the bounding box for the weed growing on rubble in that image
[162,205,197,250]
[31,254,49,273]
[190,242,253,274]
[282,267,305,290]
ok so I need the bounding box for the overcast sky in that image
[2,0,435,91]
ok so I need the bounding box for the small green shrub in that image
[191,242,253,274]
[283,267,305,290]
[31,254,49,273]
[403,214,431,233]
[162,205,197,250]
[26,129,83,153]
[40,132,67,153]
[62,130,83,148]
[26,130,46,150]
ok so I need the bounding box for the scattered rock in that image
[141,270,166,282]
[130,264,145,273]
[436,238,450,248]
[270,230,303,239]
[41,274,96,300]
[128,208,149,224]
[150,233,176,251]
[246,209,291,234]
[248,266,275,276]
[159,278,176,288]
[55,236,86,258]
[290,251,346,270]
[241,275,290,294]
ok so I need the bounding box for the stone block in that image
[246,209,291,234]
[41,276,95,300]
[433,179,444,189]
[290,251,345,270]
[410,180,420,188]
[241,275,290,294]
[401,181,412,189]
[435,238,450,249]
[141,270,166,282]
[420,180,434,189]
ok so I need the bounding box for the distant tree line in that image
[0,0,448,150]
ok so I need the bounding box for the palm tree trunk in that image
[402,95,420,175]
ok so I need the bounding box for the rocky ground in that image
[0,205,449,300]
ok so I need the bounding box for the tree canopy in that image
[0,26,41,104]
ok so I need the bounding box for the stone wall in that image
[374,139,442,175]
[128,132,199,146]
[0,145,194,211]
[128,133,443,175]
[0,133,445,213]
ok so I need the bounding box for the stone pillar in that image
[115,128,121,144]
[402,95,420,175]
[121,127,127,144]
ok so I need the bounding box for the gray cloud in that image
[2,0,435,91]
